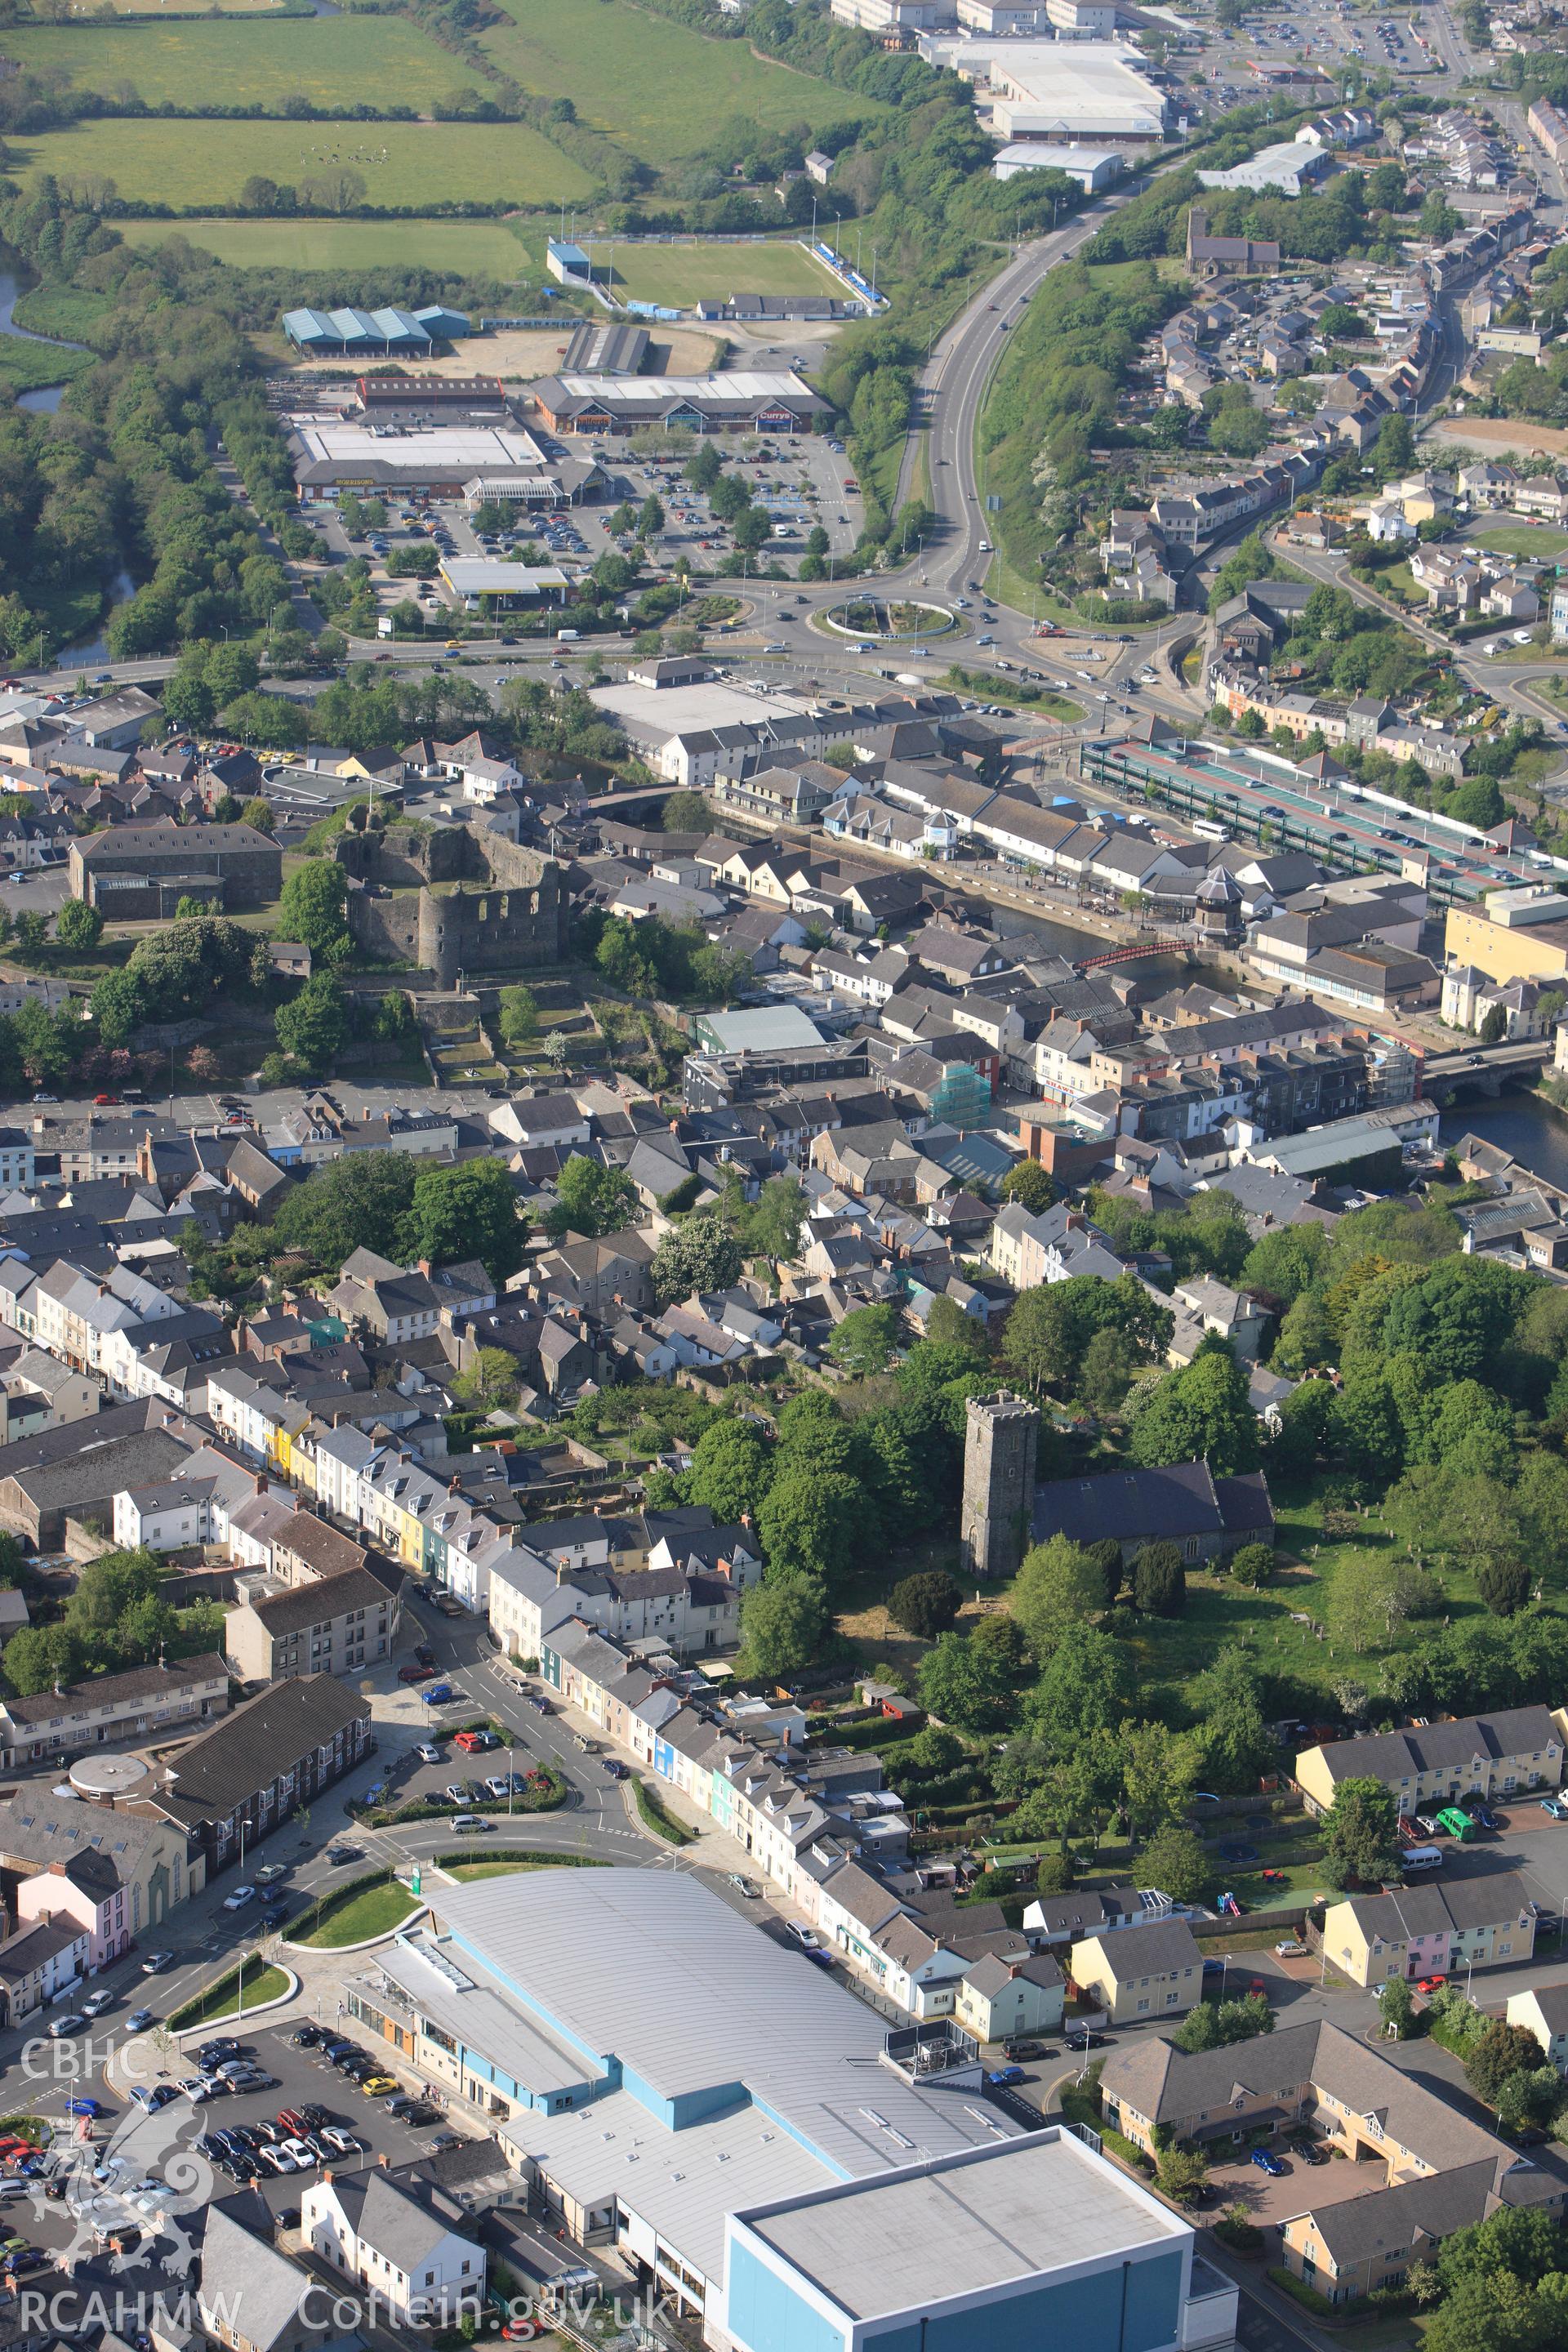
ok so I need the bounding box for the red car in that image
[1248,1977,1267,1998]
[93,1093,119,1107]
[398,1662,435,1684]
[1416,1974,1446,1993]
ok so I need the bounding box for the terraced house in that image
[1294,1706,1567,1818]
[1319,1874,1537,1989]
[1101,2020,1565,2304]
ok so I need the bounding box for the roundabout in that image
[820,595,954,640]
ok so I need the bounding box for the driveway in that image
[1202,2144,1370,2229]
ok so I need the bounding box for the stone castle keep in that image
[335,817,570,987]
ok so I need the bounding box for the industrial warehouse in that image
[524,368,828,435]
[284,413,603,504]
[921,33,1173,142]
[282,303,471,355]
[344,1868,1238,2352]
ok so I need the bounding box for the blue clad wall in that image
[866,2252,1187,2352]
[726,2243,846,2352]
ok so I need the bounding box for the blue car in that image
[63,2099,105,2119]
[986,2065,1026,2087]
[423,1683,456,1706]
[1251,2149,1287,2177]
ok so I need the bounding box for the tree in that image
[274,973,349,1074]
[1379,1976,1414,2039]
[1466,2019,1549,2108]
[1477,1555,1531,1617]
[999,1159,1056,1214]
[1132,1539,1186,1616]
[1120,1718,1197,1842]
[1479,1000,1509,1046]
[1154,2144,1209,2204]
[1321,1775,1401,1890]
[1329,1552,1435,1650]
[1034,1850,1075,1895]
[916,1629,1018,1732]
[1080,1326,1138,1414]
[889,1571,960,1638]
[737,1573,831,1678]
[3,1621,83,1697]
[1010,1536,1107,1656]
[756,1467,863,1583]
[243,798,275,835]
[453,1348,520,1409]
[276,858,350,955]
[1192,1646,1274,1792]
[826,1302,901,1376]
[545,1155,637,1241]
[661,789,710,832]
[637,494,666,540]
[1026,1624,1134,1747]
[739,1175,805,1262]
[497,984,538,1045]
[1136,1823,1210,1904]
[55,899,103,951]
[405,1157,527,1282]
[685,1418,774,1521]
[1129,1345,1260,1475]
[649,1213,743,1306]
[270,1151,416,1271]
[1004,1272,1172,1398]
[1229,1543,1273,1588]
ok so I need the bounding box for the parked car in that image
[726,1874,762,1898]
[1002,2041,1046,2061]
[1416,1974,1446,1993]
[1274,1940,1308,1958]
[399,1664,435,1685]
[1251,2149,1287,2177]
[223,1885,256,1911]
[786,1924,822,1951]
[985,2066,1026,2087]
[1295,2140,1327,2165]
[141,1952,173,1973]
[1064,2030,1107,2051]
[1541,1797,1568,1821]
[415,1744,442,1766]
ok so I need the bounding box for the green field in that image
[1462,519,1568,558]
[479,0,879,164]
[10,118,594,208]
[120,216,533,277]
[595,238,841,305]
[6,16,460,109]
[11,286,112,339]
[75,0,292,14]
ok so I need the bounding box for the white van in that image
[1401,1845,1444,1872]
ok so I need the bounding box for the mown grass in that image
[601,240,841,306]
[6,16,457,109]
[120,216,532,277]
[10,118,594,208]
[292,1873,421,1949]
[170,1956,290,2028]
[1460,519,1568,559]
[477,0,879,165]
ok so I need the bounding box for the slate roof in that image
[1302,1707,1561,1789]
[1032,1459,1274,1548]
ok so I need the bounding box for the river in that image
[0,267,86,415]
[1438,1088,1568,1189]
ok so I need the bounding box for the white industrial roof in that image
[928,35,1168,136]
[590,680,814,735]
[550,371,814,404]
[290,421,547,471]
[439,561,569,595]
[374,1933,595,2101]
[742,2132,1187,2320]
[501,2086,835,2287]
[430,1869,1018,2173]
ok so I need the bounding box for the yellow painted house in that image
[1294,1705,1565,1820]
[1320,1873,1536,1990]
[1100,2019,1564,2307]
[1068,1918,1203,2025]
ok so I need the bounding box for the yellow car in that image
[361,2075,399,2097]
